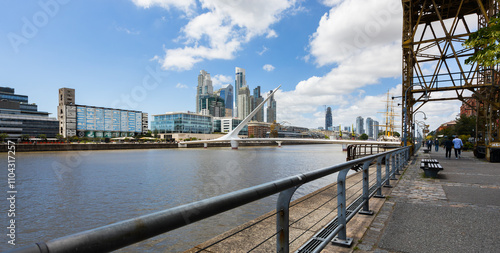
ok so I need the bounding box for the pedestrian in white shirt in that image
[452,136,463,159]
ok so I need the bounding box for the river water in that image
[2,144,348,252]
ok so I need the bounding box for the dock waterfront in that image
[187,148,500,253]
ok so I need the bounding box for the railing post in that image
[360,161,374,215]
[390,153,397,180]
[332,168,353,247]
[395,151,401,175]
[374,156,385,197]
[276,187,299,253]
[384,154,393,187]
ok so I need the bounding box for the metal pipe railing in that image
[7,147,411,253]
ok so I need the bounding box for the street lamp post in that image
[412,111,427,146]
[403,84,429,146]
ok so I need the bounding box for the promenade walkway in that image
[340,148,500,253]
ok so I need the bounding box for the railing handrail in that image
[7,147,408,253]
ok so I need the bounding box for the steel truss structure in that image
[402,0,500,161]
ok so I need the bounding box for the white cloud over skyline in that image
[134,0,298,71]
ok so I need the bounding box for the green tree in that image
[38,134,47,141]
[21,134,30,141]
[455,114,476,136]
[56,134,65,141]
[0,133,8,142]
[463,12,500,66]
[358,133,368,140]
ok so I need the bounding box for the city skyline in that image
[1,0,466,131]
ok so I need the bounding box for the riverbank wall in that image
[0,141,293,152]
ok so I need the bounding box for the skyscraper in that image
[366,117,374,138]
[325,107,332,130]
[267,90,277,123]
[356,116,364,135]
[218,84,233,117]
[237,86,250,119]
[234,67,246,117]
[196,70,213,114]
[252,86,264,122]
[373,120,380,138]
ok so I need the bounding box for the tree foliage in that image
[463,12,500,66]
[358,133,368,140]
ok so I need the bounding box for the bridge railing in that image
[7,147,411,253]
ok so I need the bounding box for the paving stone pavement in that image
[350,148,500,253]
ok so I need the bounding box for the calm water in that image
[1,144,348,252]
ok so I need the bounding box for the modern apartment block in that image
[58,88,148,138]
[0,87,58,138]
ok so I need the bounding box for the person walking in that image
[434,138,439,152]
[427,139,433,152]
[452,135,464,159]
[444,136,453,159]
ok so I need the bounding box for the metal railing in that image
[7,147,411,253]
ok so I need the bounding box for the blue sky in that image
[1,0,465,131]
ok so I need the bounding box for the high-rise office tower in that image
[251,86,264,122]
[196,70,213,114]
[325,107,332,130]
[373,120,379,138]
[234,67,246,117]
[267,90,277,123]
[217,84,233,117]
[356,116,364,135]
[366,117,374,138]
[237,86,250,119]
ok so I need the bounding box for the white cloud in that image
[308,0,402,66]
[132,0,196,15]
[263,64,275,72]
[275,0,458,132]
[176,83,188,88]
[134,0,299,71]
[266,29,278,38]
[211,74,232,88]
[320,0,343,7]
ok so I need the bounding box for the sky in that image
[1,0,469,132]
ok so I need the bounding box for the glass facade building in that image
[0,87,58,139]
[152,112,213,134]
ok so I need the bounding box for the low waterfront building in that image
[0,87,58,139]
[58,88,148,138]
[151,112,213,135]
[247,121,270,138]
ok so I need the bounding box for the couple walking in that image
[443,136,464,159]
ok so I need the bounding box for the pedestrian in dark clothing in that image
[434,139,439,151]
[444,136,453,159]
[427,140,432,152]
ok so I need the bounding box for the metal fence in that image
[7,146,410,253]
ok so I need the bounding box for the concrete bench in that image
[420,159,443,178]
